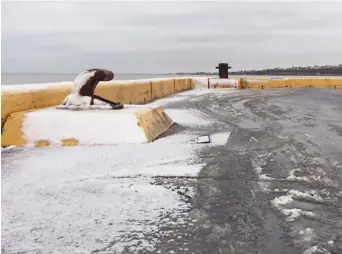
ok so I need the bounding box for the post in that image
[215,63,231,79]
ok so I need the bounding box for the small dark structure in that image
[216,63,231,79]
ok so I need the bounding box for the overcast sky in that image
[2,1,342,73]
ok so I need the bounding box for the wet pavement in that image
[2,88,342,254]
[153,88,342,254]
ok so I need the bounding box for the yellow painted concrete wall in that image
[2,106,174,147]
[175,78,191,92]
[285,79,296,87]
[240,79,271,89]
[118,82,151,104]
[151,79,175,100]
[190,78,197,89]
[1,78,193,130]
[137,107,174,142]
[270,79,288,88]
[1,110,26,147]
[240,77,342,89]
[95,80,152,104]
[329,78,342,88]
[293,78,311,87]
[3,76,341,133]
[1,87,71,128]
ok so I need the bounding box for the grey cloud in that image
[2,1,342,73]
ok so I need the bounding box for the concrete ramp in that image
[1,106,174,147]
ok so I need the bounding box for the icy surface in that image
[22,107,149,145]
[1,87,241,253]
[165,109,214,127]
[209,132,231,146]
[1,96,229,253]
[1,132,204,253]
[20,89,222,145]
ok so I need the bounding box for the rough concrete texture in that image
[2,88,342,254]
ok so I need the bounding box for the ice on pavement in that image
[1,98,226,253]
[1,132,203,253]
[210,132,231,146]
[166,109,214,126]
[1,85,240,253]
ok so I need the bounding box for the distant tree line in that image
[173,65,342,76]
[230,64,342,76]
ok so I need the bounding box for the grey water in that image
[1,73,180,85]
[2,73,341,86]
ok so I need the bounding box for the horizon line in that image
[1,72,176,75]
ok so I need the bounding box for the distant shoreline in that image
[2,72,342,86]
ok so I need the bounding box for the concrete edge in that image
[239,77,342,90]
[1,78,192,131]
[136,106,175,142]
[1,106,174,147]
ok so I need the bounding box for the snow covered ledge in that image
[1,105,174,147]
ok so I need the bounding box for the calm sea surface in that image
[2,73,341,86]
[1,73,184,85]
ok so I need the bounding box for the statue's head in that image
[71,68,115,97]
[85,69,114,81]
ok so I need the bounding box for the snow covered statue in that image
[57,68,123,110]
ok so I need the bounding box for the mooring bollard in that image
[215,63,232,79]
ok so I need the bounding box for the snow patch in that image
[259,174,275,180]
[165,109,213,127]
[271,189,324,221]
[209,132,231,146]
[286,168,336,187]
[1,82,72,91]
[209,78,239,88]
[2,176,192,253]
[298,228,315,242]
[286,168,310,182]
[1,145,17,152]
[251,153,274,190]
[2,129,204,253]
[272,194,293,207]
[302,245,330,254]
[149,94,190,106]
[97,163,205,178]
[190,77,239,88]
[1,77,185,92]
[288,189,323,203]
[281,209,316,221]
[249,136,259,143]
[22,108,148,145]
